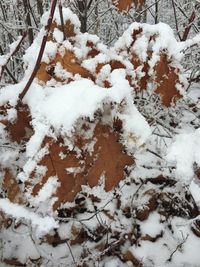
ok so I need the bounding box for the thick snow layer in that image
[0,199,58,237]
[166,129,200,182]
[41,7,81,33]
[0,69,151,183]
[20,69,150,164]
[114,22,183,63]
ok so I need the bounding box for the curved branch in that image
[18,0,58,102]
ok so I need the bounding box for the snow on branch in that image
[0,198,58,236]
[0,33,26,81]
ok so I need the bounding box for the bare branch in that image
[58,1,66,40]
[18,0,58,102]
[0,33,26,82]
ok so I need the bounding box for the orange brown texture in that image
[112,0,145,12]
[36,49,94,83]
[9,104,32,143]
[95,60,126,88]
[130,53,149,90]
[136,189,158,221]
[154,54,181,106]
[122,251,141,266]
[86,41,100,58]
[0,104,32,143]
[32,123,134,208]
[3,169,24,204]
[54,50,93,79]
[36,20,183,107]
[96,60,125,75]
[48,20,76,42]
[36,62,51,83]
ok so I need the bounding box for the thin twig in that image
[167,234,189,262]
[135,0,162,21]
[155,0,158,24]
[18,0,58,102]
[27,0,38,28]
[182,11,196,41]
[174,1,199,33]
[146,148,163,159]
[66,240,77,266]
[0,32,26,81]
[58,1,66,40]
[171,0,182,41]
[0,46,18,83]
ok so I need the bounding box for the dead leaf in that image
[32,123,134,208]
[112,0,145,12]
[3,169,24,204]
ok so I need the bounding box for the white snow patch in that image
[166,128,200,182]
[0,198,58,237]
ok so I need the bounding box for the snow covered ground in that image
[0,7,200,267]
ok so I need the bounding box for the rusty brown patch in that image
[36,49,94,83]
[136,189,158,221]
[86,124,134,190]
[112,0,145,12]
[3,169,24,204]
[32,124,134,208]
[155,55,181,106]
[48,20,76,42]
[9,104,32,143]
[54,50,93,80]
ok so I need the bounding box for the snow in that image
[0,6,200,267]
[140,212,164,236]
[0,199,58,237]
[42,41,58,64]
[53,28,64,43]
[21,69,150,159]
[32,176,60,205]
[2,226,40,264]
[41,7,81,34]
[189,180,200,205]
[0,36,24,71]
[166,129,200,182]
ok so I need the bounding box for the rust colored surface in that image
[131,54,149,90]
[122,251,140,266]
[86,41,100,58]
[129,52,181,105]
[36,62,51,83]
[112,0,145,12]
[95,60,125,87]
[3,169,24,204]
[155,55,181,106]
[54,50,93,80]
[96,60,125,74]
[86,124,134,190]
[35,22,182,107]
[36,49,94,83]
[48,20,76,41]
[136,189,158,221]
[32,124,134,208]
[155,70,180,106]
[9,104,32,143]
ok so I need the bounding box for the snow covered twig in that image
[0,33,26,81]
[18,0,58,102]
